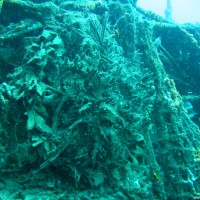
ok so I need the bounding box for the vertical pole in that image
[165,0,173,21]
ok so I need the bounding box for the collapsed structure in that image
[0,0,200,199]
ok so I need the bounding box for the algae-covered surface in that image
[0,0,200,199]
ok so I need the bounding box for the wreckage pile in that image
[0,0,200,199]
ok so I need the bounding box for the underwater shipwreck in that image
[0,0,200,199]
